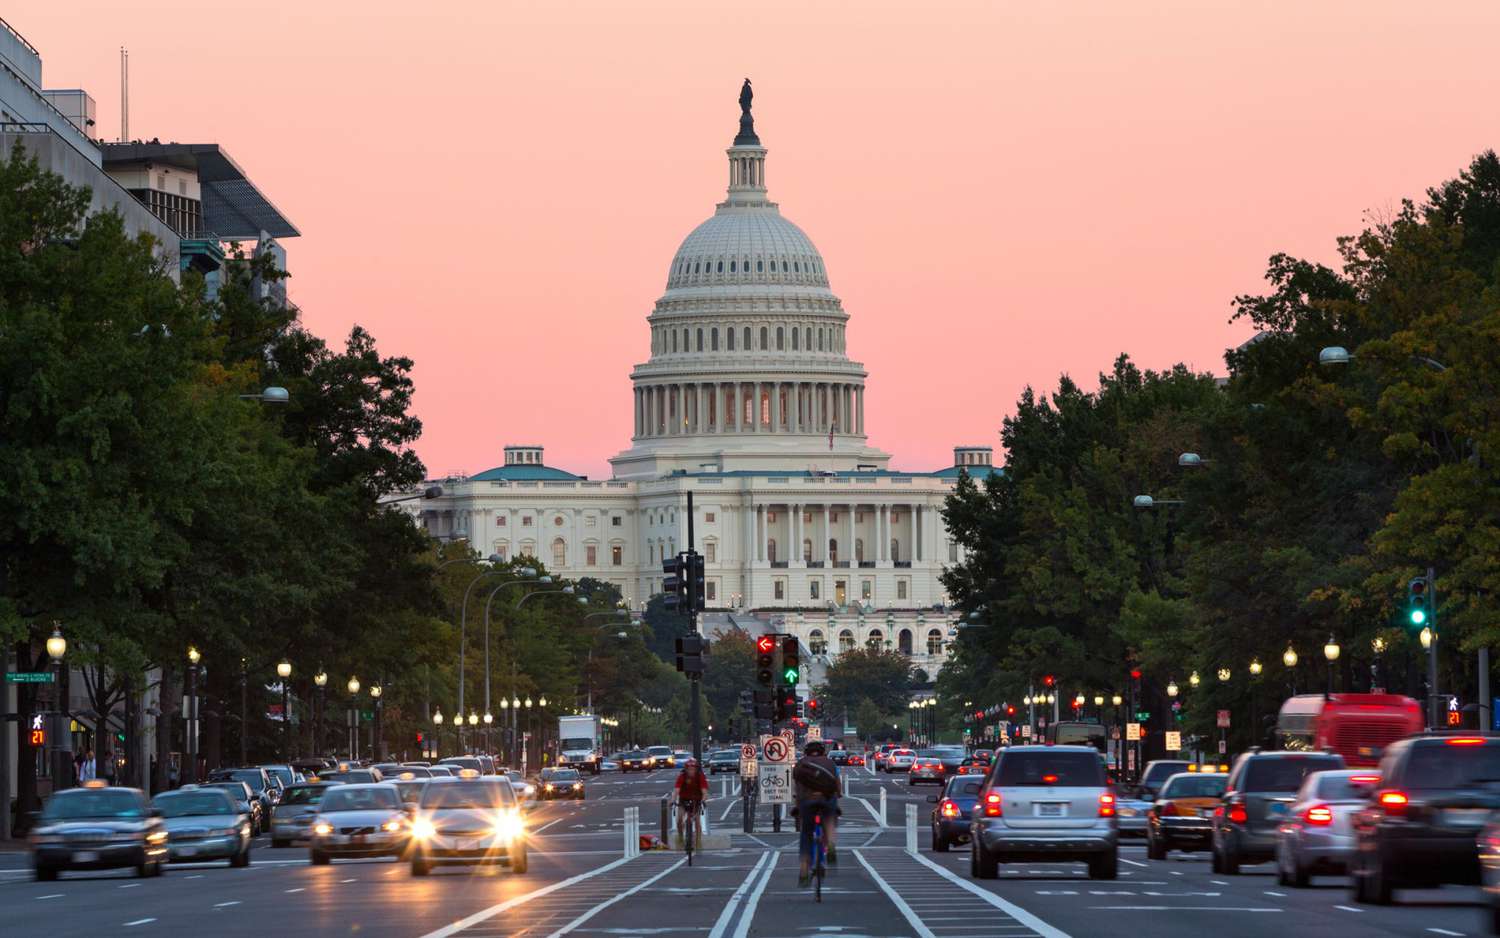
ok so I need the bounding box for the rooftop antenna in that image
[119,46,128,142]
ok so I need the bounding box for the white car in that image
[886,749,917,772]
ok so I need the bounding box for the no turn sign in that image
[763,736,791,763]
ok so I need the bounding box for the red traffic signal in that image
[1043,675,1056,687]
[756,635,776,654]
[416,732,424,743]
[807,699,819,712]
[1130,669,1142,680]
[1006,705,1016,716]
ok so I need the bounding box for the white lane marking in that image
[36,894,64,900]
[907,850,1072,938]
[285,887,304,893]
[1089,907,1280,912]
[1120,858,1147,868]
[532,816,568,834]
[119,883,142,888]
[853,850,936,938]
[706,852,772,938]
[416,855,634,938]
[544,857,687,937]
[719,799,738,823]
[340,877,357,883]
[853,796,886,827]
[1334,905,1364,913]
[123,919,156,927]
[1210,880,1228,885]
[730,849,779,938]
[1264,890,1286,897]
[185,874,203,880]
[214,901,241,908]
[1427,930,1464,936]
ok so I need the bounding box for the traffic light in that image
[781,635,800,686]
[662,555,684,610]
[1043,674,1056,688]
[775,690,799,723]
[807,698,819,717]
[756,634,777,687]
[739,689,754,715]
[675,634,706,674]
[689,552,706,613]
[1407,577,1431,631]
[753,690,774,720]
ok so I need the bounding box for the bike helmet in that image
[685,757,699,767]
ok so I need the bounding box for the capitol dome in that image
[610,85,891,481]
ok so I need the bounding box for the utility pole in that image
[688,490,701,764]
[1429,566,1440,732]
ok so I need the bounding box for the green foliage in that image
[816,646,914,726]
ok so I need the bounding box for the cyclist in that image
[792,740,840,887]
[674,757,708,847]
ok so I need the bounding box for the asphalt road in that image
[1,764,1493,937]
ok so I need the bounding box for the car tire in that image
[1089,850,1118,881]
[1489,902,1500,935]
[231,847,251,868]
[1280,842,1309,888]
[136,861,153,878]
[510,844,528,874]
[411,858,430,876]
[310,849,330,866]
[1210,838,1224,874]
[1358,851,1392,905]
[931,828,948,853]
[973,840,998,879]
[1221,841,1240,875]
[1146,834,1166,861]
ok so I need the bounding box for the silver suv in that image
[969,745,1117,880]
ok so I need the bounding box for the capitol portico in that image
[409,84,996,677]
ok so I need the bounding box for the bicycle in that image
[809,808,827,902]
[675,800,702,865]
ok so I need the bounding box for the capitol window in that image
[839,630,855,653]
[694,262,700,273]
[705,541,716,562]
[743,327,751,348]
[585,515,596,527]
[760,327,768,350]
[767,539,777,563]
[776,327,784,350]
[612,516,622,526]
[805,327,812,349]
[809,581,821,601]
[552,538,566,567]
[898,580,909,600]
[927,629,943,655]
[697,328,703,351]
[554,516,565,526]
[757,259,763,272]
[730,260,736,272]
[727,329,735,350]
[792,329,799,350]
[774,579,785,600]
[612,545,622,566]
[497,516,506,527]
[522,516,533,526]
[862,581,873,601]
[586,545,597,566]
[706,581,716,601]
[717,260,723,273]
[809,628,825,653]
[711,328,719,350]
[704,512,715,522]
[672,331,678,352]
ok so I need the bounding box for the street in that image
[2,766,1491,938]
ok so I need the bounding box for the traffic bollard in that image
[660,796,671,843]
[623,806,637,858]
[879,787,887,827]
[905,803,917,855]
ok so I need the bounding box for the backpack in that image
[793,757,838,796]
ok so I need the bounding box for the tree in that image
[816,647,914,729]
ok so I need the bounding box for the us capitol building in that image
[410,84,995,678]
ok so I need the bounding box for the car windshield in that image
[624,751,645,759]
[1161,776,1227,799]
[427,767,453,777]
[996,751,1106,787]
[1314,774,1374,801]
[1141,762,1190,789]
[279,785,333,806]
[647,747,672,756]
[946,779,983,797]
[227,771,266,792]
[422,781,515,809]
[154,791,235,817]
[550,770,581,782]
[320,787,401,812]
[396,767,432,779]
[1243,756,1344,792]
[44,789,145,820]
[1407,744,1500,791]
[205,783,248,801]
[264,767,294,787]
[916,750,944,759]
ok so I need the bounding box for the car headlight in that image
[313,821,333,836]
[492,811,524,841]
[382,818,404,832]
[523,785,536,795]
[411,818,435,840]
[146,831,168,844]
[573,783,582,790]
[545,783,555,791]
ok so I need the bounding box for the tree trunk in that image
[14,641,39,832]
[154,665,178,793]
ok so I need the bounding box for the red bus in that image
[1275,693,1423,767]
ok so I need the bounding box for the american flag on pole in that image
[829,422,836,450]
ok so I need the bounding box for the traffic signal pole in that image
[1428,566,1440,732]
[688,491,701,765]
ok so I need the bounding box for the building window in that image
[705,541,716,563]
[497,517,507,527]
[866,627,882,648]
[767,539,777,563]
[792,329,799,350]
[774,579,785,600]
[898,629,913,655]
[554,516,565,526]
[839,630,855,653]
[757,259,763,272]
[728,329,735,350]
[809,629,826,654]
[495,543,509,561]
[705,512,715,523]
[585,545,597,565]
[809,580,820,600]
[768,511,777,522]
[776,327,784,350]
[927,629,943,655]
[612,545,623,566]
[586,516,596,527]
[760,327,768,350]
[552,538,567,567]
[890,539,900,562]
[612,516,622,527]
[804,511,812,523]
[743,327,750,349]
[828,539,839,563]
[862,580,873,601]
[855,539,865,563]
[948,540,958,562]
[522,516,533,527]
[706,581,717,601]
[697,328,704,351]
[802,539,812,562]
[712,328,719,351]
[672,331,678,352]
[897,579,908,600]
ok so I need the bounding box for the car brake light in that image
[1378,790,1408,815]
[1350,775,1380,784]
[984,792,1003,817]
[1042,774,1058,784]
[1304,804,1333,825]
[940,799,961,818]
[1447,737,1486,746]
[1227,801,1248,824]
[1099,793,1116,817]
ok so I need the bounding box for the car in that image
[393,765,434,779]
[830,750,851,766]
[371,763,406,778]
[1351,734,1500,905]
[538,768,586,800]
[873,743,899,771]
[426,765,455,778]
[292,757,335,776]
[957,751,992,776]
[1113,785,1154,838]
[929,775,984,851]
[316,767,384,784]
[261,764,302,793]
[846,753,866,767]
[270,781,341,847]
[477,755,497,776]
[886,749,917,773]
[1275,769,1377,887]
[502,770,536,803]
[1137,760,1193,801]
[410,776,526,875]
[673,750,692,766]
[707,750,739,774]
[308,783,411,864]
[1478,817,1500,933]
[207,767,276,828]
[1211,749,1345,874]
[203,780,265,836]
[1146,772,1227,858]
[29,783,168,881]
[440,756,484,776]
[969,744,1118,881]
[153,786,252,866]
[646,746,675,770]
[909,749,951,785]
[619,750,649,772]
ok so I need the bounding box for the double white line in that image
[707,849,780,938]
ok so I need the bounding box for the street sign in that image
[4,672,54,683]
[1165,731,1182,751]
[780,728,794,743]
[740,743,756,760]
[758,761,792,803]
[1218,739,1227,754]
[807,725,822,741]
[759,734,771,751]
[1021,725,1032,738]
[1125,722,1141,741]
[1216,710,1231,729]
[763,736,791,764]
[740,756,758,777]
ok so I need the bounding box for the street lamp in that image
[432,707,444,760]
[184,644,201,784]
[46,626,67,662]
[1323,636,1341,696]
[1189,671,1200,688]
[1283,646,1298,668]
[1166,680,1179,698]
[276,659,293,760]
[314,670,328,758]
[1249,659,1262,676]
[370,683,383,760]
[44,626,69,792]
[1420,627,1433,650]
[348,676,360,695]
[345,676,361,760]
[1217,668,1231,681]
[483,711,493,754]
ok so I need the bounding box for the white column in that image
[846,504,855,566]
[913,505,921,561]
[857,387,865,435]
[790,503,800,563]
[759,505,769,562]
[880,506,889,561]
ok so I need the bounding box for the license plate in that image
[1266,802,1288,817]
[73,851,99,863]
[179,846,197,857]
[1036,803,1065,818]
[1445,808,1489,827]
[1199,808,1216,818]
[461,837,482,850]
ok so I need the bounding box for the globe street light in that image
[1420,627,1433,650]
[1217,668,1231,681]
[276,660,293,760]
[1249,659,1262,676]
[1283,646,1298,668]
[314,670,328,757]
[348,676,360,695]
[1189,671,1201,688]
[184,644,201,784]
[1166,680,1179,698]
[46,625,67,662]
[1324,635,1341,696]
[369,683,383,760]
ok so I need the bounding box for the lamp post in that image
[467,711,478,755]
[1283,645,1298,695]
[370,683,383,761]
[455,557,523,750]
[432,708,444,761]
[184,644,201,785]
[276,659,293,760]
[1249,659,1263,747]
[239,658,249,767]
[45,626,70,792]
[499,697,510,765]
[346,676,360,760]
[1371,637,1386,692]
[478,568,545,747]
[483,711,494,754]
[524,697,534,771]
[314,670,328,757]
[1323,636,1340,697]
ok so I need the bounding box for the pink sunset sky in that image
[18,1,1500,479]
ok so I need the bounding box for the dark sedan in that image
[153,787,252,866]
[928,775,983,851]
[537,768,586,800]
[29,784,168,880]
[619,750,649,773]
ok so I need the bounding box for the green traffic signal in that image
[1410,608,1427,626]
[782,667,798,684]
